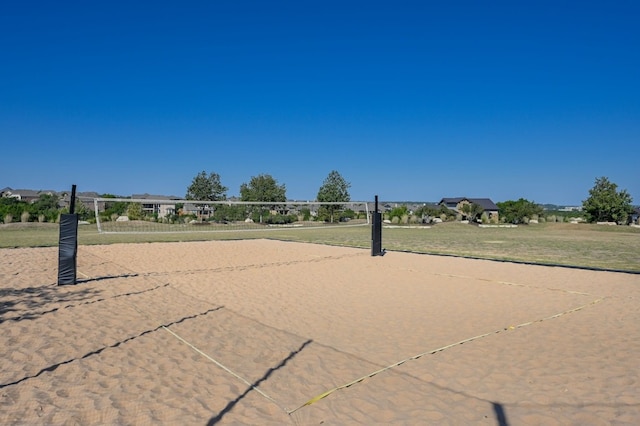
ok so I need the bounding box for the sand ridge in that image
[1,239,639,424]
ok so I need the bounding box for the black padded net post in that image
[58,185,79,285]
[371,195,383,256]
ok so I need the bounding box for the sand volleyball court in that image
[1,239,639,424]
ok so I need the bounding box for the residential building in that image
[439,197,499,222]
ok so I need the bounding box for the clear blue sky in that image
[1,1,638,205]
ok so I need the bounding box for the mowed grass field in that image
[1,221,639,273]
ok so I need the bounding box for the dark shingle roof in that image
[439,197,498,211]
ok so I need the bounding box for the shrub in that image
[4,214,13,224]
[389,205,408,222]
[21,211,30,223]
[340,208,356,221]
[263,213,296,225]
[300,208,311,221]
[126,203,143,220]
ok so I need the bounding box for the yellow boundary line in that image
[162,326,289,412]
[80,251,607,418]
[288,297,605,414]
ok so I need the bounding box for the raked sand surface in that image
[1,239,639,425]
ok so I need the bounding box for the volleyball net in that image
[91,198,371,234]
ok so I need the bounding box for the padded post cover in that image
[371,211,383,256]
[58,213,78,285]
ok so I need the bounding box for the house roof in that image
[8,189,41,197]
[131,193,181,200]
[77,191,101,198]
[439,197,499,211]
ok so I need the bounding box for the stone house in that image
[439,197,500,222]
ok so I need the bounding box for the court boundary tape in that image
[85,252,291,415]
[77,251,296,417]
[161,326,290,413]
[433,272,595,296]
[78,249,607,418]
[287,297,605,414]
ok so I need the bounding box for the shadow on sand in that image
[0,305,224,389]
[0,284,99,323]
[207,339,313,425]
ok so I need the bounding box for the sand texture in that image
[1,239,639,425]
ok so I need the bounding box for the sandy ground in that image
[1,239,639,425]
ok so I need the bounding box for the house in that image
[58,191,104,212]
[77,192,103,211]
[631,207,640,225]
[182,202,214,219]
[439,197,499,222]
[1,188,42,203]
[131,194,179,218]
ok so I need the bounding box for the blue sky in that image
[1,1,638,205]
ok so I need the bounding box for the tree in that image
[186,171,228,201]
[0,197,26,223]
[497,198,544,224]
[388,205,409,222]
[239,174,286,202]
[20,193,60,223]
[240,174,287,223]
[460,202,484,222]
[414,204,455,222]
[101,194,128,221]
[582,176,633,224]
[316,170,351,223]
[126,202,143,220]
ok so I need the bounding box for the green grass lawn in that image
[1,221,639,273]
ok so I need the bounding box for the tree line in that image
[495,177,634,225]
[0,175,635,225]
[183,170,352,224]
[0,193,92,224]
[379,176,636,226]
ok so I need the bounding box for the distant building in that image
[131,194,179,218]
[0,187,54,203]
[558,206,583,212]
[439,197,499,222]
[631,207,640,225]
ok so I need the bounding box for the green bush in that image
[300,208,311,221]
[0,198,26,223]
[126,203,143,220]
[262,213,296,225]
[389,205,408,222]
